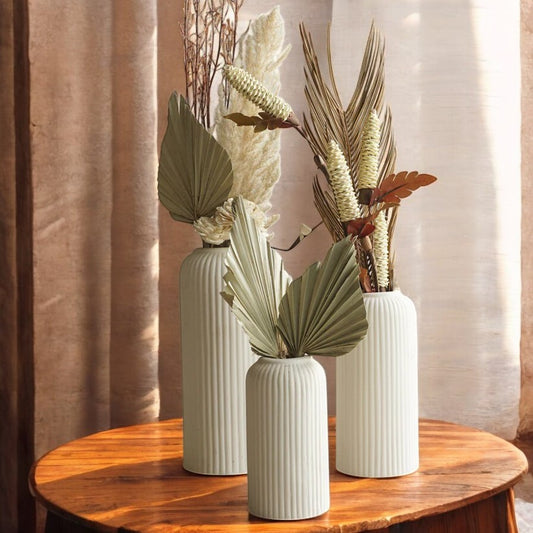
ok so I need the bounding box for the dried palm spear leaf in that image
[158,93,233,224]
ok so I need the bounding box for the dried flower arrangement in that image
[222,197,368,359]
[158,2,288,246]
[223,22,437,292]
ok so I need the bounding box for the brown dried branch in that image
[181,0,243,128]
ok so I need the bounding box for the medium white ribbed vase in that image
[336,289,418,478]
[180,247,256,475]
[246,356,330,520]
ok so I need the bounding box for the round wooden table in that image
[29,418,527,532]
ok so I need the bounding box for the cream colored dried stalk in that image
[215,7,289,215]
[359,110,389,289]
[373,211,389,289]
[326,141,359,222]
[358,109,381,190]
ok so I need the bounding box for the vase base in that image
[248,506,329,521]
[182,463,247,476]
[336,463,419,479]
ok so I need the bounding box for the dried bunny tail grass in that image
[373,210,389,289]
[326,141,359,222]
[215,7,288,217]
[193,198,274,245]
[223,65,293,120]
[243,6,291,94]
[358,109,381,190]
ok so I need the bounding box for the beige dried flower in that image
[326,140,359,222]
[193,198,274,245]
[358,109,381,189]
[223,65,293,120]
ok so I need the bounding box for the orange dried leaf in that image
[346,217,376,239]
[370,171,437,205]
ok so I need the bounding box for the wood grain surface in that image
[29,419,528,532]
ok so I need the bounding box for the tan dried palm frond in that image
[301,22,397,195]
[301,21,398,286]
[312,176,345,242]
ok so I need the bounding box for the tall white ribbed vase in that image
[179,247,256,475]
[336,289,418,478]
[246,356,330,520]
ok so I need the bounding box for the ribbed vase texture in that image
[180,248,256,475]
[336,290,419,478]
[246,356,330,520]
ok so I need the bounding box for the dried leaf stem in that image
[182,0,243,128]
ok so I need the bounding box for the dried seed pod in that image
[358,109,381,190]
[326,141,359,222]
[223,65,293,121]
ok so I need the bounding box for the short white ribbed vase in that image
[246,356,329,520]
[336,289,418,478]
[180,247,256,475]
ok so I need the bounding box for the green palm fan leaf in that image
[158,92,233,223]
[277,238,367,357]
[222,197,291,358]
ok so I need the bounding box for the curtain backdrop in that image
[0,1,529,531]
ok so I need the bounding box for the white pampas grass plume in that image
[215,6,289,225]
[223,65,292,121]
[326,140,359,222]
[373,210,390,288]
[358,109,381,189]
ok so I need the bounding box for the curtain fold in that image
[109,0,160,428]
[1,1,34,531]
[0,2,18,529]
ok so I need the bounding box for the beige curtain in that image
[1,0,531,531]
[30,0,160,455]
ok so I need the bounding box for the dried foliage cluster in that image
[162,3,437,294]
[224,22,437,292]
[160,3,289,246]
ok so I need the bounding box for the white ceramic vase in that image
[336,289,419,478]
[179,247,256,475]
[246,356,330,520]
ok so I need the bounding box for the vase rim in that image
[258,355,313,364]
[193,246,229,253]
[363,288,403,297]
